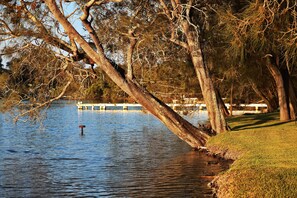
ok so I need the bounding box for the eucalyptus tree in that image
[158,0,229,133]
[211,43,279,113]
[0,0,212,148]
[218,0,297,121]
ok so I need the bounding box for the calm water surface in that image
[0,101,229,197]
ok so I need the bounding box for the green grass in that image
[207,112,297,197]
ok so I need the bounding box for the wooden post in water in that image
[79,125,86,135]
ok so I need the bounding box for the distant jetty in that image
[76,102,267,112]
[76,102,206,111]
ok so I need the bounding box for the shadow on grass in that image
[228,112,288,131]
[231,121,288,131]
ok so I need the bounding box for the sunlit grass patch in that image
[216,167,297,197]
[207,112,297,197]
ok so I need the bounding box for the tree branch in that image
[80,0,105,53]
[159,1,189,49]
[169,37,189,49]
[159,0,172,20]
[126,27,138,79]
[79,0,123,52]
[0,19,16,37]
[18,0,93,62]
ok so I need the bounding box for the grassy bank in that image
[207,112,297,197]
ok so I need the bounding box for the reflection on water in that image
[0,101,229,197]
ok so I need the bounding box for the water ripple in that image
[0,101,229,197]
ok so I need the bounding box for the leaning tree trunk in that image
[266,58,290,121]
[181,22,227,133]
[45,0,209,148]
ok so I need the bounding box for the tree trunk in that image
[288,79,297,120]
[230,81,234,116]
[45,0,209,148]
[280,68,297,120]
[182,22,227,133]
[217,88,230,116]
[250,80,278,112]
[126,29,137,79]
[266,58,290,121]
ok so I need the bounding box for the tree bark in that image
[217,88,230,116]
[288,79,297,120]
[126,29,137,79]
[266,57,290,121]
[230,81,234,116]
[45,0,210,148]
[280,67,297,120]
[181,21,227,133]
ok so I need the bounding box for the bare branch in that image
[80,0,105,54]
[0,19,16,36]
[66,7,79,19]
[159,0,172,20]
[126,27,138,79]
[0,43,31,56]
[169,37,188,49]
[185,0,193,19]
[158,1,189,49]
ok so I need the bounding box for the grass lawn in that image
[207,112,297,197]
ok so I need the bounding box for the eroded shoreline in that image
[198,146,238,197]
[205,146,239,197]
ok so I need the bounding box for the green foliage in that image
[84,72,128,102]
[217,0,297,68]
[85,81,105,100]
[208,0,297,106]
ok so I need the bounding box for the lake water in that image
[0,101,229,197]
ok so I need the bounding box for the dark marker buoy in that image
[79,125,86,135]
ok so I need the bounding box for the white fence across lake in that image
[76,102,267,111]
